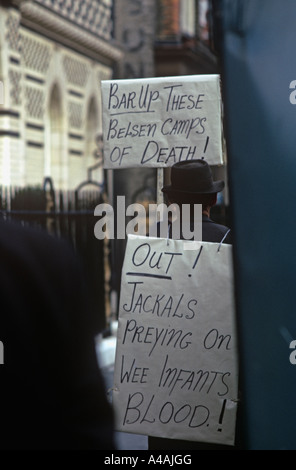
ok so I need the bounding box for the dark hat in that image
[162,159,225,195]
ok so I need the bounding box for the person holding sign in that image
[158,159,232,244]
[148,159,237,450]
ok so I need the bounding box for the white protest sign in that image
[113,235,238,446]
[101,75,223,169]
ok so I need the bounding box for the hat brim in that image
[162,180,225,195]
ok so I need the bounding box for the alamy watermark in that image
[0,341,3,365]
[289,340,296,364]
[94,196,202,242]
[289,80,296,104]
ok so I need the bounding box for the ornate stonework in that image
[35,0,113,41]
[20,1,121,63]
[0,1,122,189]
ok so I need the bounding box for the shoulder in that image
[202,217,233,244]
[0,218,77,268]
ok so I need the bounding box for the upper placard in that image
[101,75,223,169]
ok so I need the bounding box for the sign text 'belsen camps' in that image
[112,235,238,446]
[101,75,223,169]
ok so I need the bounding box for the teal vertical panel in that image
[216,0,296,449]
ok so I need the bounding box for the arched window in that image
[86,97,98,166]
[85,96,103,183]
[48,84,63,189]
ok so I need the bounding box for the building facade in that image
[155,0,217,77]
[108,0,224,307]
[0,0,122,191]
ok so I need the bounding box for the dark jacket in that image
[0,219,115,450]
[156,214,232,244]
[201,214,232,244]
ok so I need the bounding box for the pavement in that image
[96,324,148,451]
